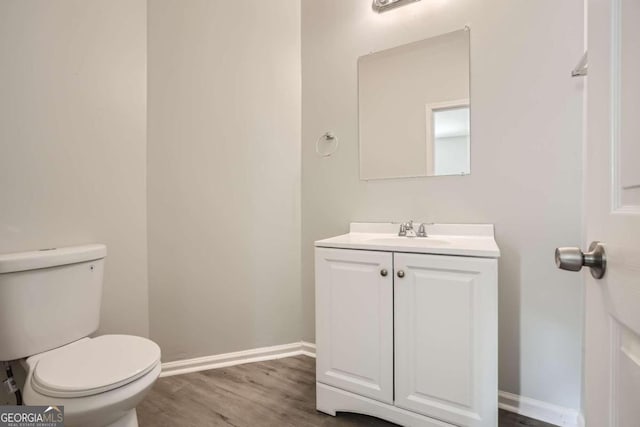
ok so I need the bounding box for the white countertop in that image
[314,223,500,258]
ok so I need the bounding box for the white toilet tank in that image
[0,244,107,361]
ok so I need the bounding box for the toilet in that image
[0,244,160,427]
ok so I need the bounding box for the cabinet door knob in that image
[397,270,405,278]
[380,269,388,277]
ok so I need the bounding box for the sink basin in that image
[364,236,450,247]
[314,223,500,258]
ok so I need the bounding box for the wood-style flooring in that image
[137,355,557,427]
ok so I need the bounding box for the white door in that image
[573,0,640,425]
[315,248,394,404]
[394,253,498,427]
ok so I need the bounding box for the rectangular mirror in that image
[358,29,470,180]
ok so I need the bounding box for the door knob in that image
[397,270,405,278]
[380,269,388,277]
[555,241,606,279]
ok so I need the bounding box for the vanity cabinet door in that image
[315,248,393,404]
[394,253,498,427]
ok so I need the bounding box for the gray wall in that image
[147,0,302,362]
[0,0,148,404]
[301,0,584,410]
[0,0,149,337]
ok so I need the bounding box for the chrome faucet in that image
[399,220,429,237]
[398,220,417,237]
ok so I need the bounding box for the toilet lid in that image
[32,335,161,398]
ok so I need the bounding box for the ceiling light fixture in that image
[372,0,421,13]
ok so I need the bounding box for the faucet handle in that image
[417,223,428,237]
[398,223,407,236]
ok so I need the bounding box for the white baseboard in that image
[160,341,316,378]
[299,341,317,358]
[498,391,580,427]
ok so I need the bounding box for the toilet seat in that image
[32,335,161,398]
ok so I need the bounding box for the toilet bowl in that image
[0,244,161,427]
[21,335,161,427]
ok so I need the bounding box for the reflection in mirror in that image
[358,29,470,180]
[428,101,470,176]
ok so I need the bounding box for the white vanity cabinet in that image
[315,223,500,427]
[315,248,394,403]
[394,253,497,426]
